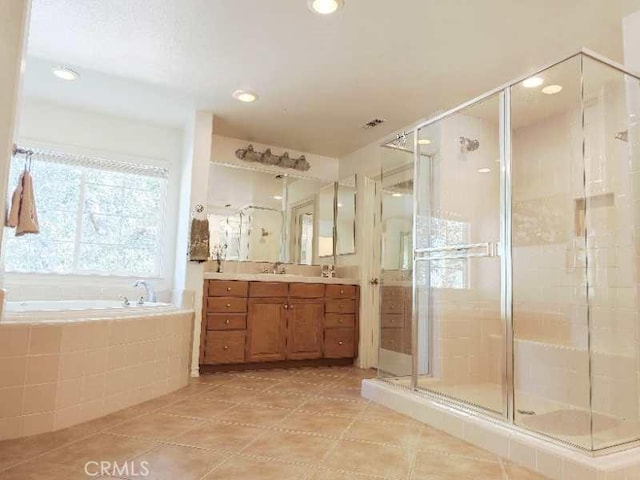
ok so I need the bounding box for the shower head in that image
[459,137,480,152]
[615,130,628,142]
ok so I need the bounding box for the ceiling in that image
[26,0,640,157]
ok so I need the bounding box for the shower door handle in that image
[414,242,499,261]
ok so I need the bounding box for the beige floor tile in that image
[324,439,413,479]
[320,385,364,401]
[175,421,268,451]
[362,404,422,425]
[308,467,389,479]
[0,461,93,480]
[227,376,284,391]
[202,385,271,403]
[196,374,236,386]
[418,426,499,461]
[239,369,300,380]
[241,390,309,409]
[412,451,503,479]
[271,381,325,396]
[107,413,203,441]
[218,404,291,427]
[38,433,156,468]
[504,464,548,479]
[278,411,353,437]
[203,457,310,480]
[344,419,423,448]
[161,396,236,420]
[247,430,336,464]
[132,444,229,480]
[292,372,342,385]
[299,397,367,417]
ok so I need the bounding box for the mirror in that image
[382,164,413,270]
[208,163,339,265]
[336,175,356,255]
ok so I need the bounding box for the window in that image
[416,215,470,289]
[4,149,168,276]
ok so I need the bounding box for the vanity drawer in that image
[381,313,404,328]
[326,284,357,299]
[381,299,404,315]
[289,283,325,298]
[381,327,404,352]
[381,286,405,299]
[205,331,246,364]
[324,314,356,328]
[325,299,356,314]
[208,281,249,297]
[249,282,289,298]
[324,328,355,358]
[207,314,247,331]
[207,297,247,313]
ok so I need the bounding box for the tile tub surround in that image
[0,310,194,440]
[0,366,543,480]
[363,379,640,480]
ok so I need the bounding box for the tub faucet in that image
[133,280,156,303]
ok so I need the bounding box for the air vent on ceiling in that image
[362,118,386,129]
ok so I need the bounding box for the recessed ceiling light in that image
[307,0,344,15]
[51,66,79,81]
[522,76,544,88]
[477,168,491,173]
[232,89,258,103]
[418,139,432,145]
[392,193,402,197]
[542,84,563,95]
[273,195,283,200]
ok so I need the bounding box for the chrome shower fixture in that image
[459,136,480,152]
[615,130,628,142]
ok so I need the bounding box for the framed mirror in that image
[336,175,356,256]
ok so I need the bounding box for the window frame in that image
[3,144,169,278]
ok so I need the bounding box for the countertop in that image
[204,272,359,285]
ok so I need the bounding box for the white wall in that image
[5,98,184,301]
[211,134,339,182]
[623,11,640,70]
[0,0,31,299]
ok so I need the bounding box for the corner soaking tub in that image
[4,300,176,322]
[0,300,194,440]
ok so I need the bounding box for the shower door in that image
[413,92,507,416]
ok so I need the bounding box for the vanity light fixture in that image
[417,139,432,145]
[542,84,563,95]
[337,203,344,208]
[273,195,283,200]
[392,193,403,197]
[522,76,543,88]
[308,0,344,15]
[232,89,259,103]
[477,168,491,173]
[51,66,79,81]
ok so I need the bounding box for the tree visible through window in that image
[4,151,167,276]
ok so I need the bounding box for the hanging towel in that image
[189,218,210,262]
[6,172,24,228]
[10,171,39,236]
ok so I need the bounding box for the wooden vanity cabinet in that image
[246,297,288,362]
[200,279,359,369]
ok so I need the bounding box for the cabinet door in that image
[247,298,288,362]
[287,299,324,360]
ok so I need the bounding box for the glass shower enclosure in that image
[378,50,640,452]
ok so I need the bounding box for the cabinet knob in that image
[223,345,229,350]
[338,318,343,324]
[226,303,231,308]
[340,289,344,295]
[225,319,230,324]
[338,341,344,346]
[284,304,289,309]
[227,287,231,292]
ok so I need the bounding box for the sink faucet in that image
[133,280,156,303]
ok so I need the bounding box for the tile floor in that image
[0,366,547,479]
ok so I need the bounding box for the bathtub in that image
[3,300,176,323]
[0,300,194,440]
